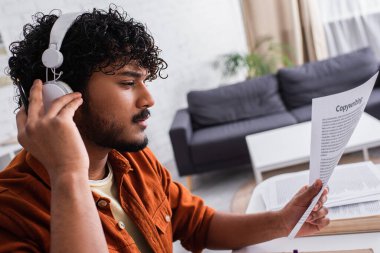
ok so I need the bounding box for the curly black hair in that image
[8,5,167,108]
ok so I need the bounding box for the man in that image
[0,6,329,253]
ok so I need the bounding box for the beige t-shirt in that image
[89,163,152,253]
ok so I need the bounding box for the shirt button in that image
[117,221,126,230]
[97,200,108,208]
[165,214,171,222]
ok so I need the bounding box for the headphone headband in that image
[42,12,81,69]
[49,12,80,51]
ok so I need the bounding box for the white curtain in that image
[318,0,380,59]
[241,0,328,65]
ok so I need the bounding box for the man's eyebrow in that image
[117,71,145,78]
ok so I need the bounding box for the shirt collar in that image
[25,149,134,188]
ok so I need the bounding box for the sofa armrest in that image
[169,109,194,176]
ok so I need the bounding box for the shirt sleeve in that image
[169,179,216,252]
[0,184,44,253]
[0,211,41,253]
[143,148,215,252]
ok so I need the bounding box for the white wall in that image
[0,0,247,164]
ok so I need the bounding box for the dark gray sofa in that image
[169,47,380,177]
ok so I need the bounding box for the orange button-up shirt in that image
[0,148,215,253]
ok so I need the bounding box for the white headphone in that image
[41,12,80,111]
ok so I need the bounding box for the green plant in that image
[216,37,293,79]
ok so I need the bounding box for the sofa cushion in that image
[187,74,287,126]
[190,112,297,165]
[365,88,380,119]
[290,105,312,123]
[290,87,380,123]
[279,47,379,109]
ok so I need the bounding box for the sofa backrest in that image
[187,74,287,127]
[278,47,379,110]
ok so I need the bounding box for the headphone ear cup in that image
[42,48,64,68]
[42,81,73,111]
[54,80,73,94]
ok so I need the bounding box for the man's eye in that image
[120,81,135,86]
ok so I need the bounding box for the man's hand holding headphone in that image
[16,79,88,182]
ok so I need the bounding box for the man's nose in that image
[136,83,155,108]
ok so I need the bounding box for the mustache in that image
[132,109,151,123]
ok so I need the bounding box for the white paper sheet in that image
[328,200,380,220]
[288,71,379,238]
[264,161,380,211]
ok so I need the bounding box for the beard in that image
[75,99,149,153]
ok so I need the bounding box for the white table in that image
[233,166,380,253]
[246,113,380,182]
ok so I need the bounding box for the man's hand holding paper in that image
[279,179,330,237]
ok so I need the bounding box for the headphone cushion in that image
[42,81,73,111]
[54,81,73,94]
[42,48,64,68]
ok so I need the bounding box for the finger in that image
[313,202,321,211]
[321,194,328,204]
[320,187,328,199]
[45,92,82,117]
[295,185,308,196]
[58,97,83,118]
[28,80,44,121]
[313,196,328,211]
[294,179,322,206]
[314,187,329,210]
[308,207,328,222]
[310,217,330,228]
